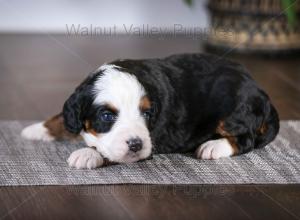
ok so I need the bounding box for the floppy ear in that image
[63,91,85,134]
[62,72,97,134]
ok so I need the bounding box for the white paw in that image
[67,148,104,169]
[21,122,54,141]
[196,138,234,160]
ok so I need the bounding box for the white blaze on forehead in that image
[93,64,145,110]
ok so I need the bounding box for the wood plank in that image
[1,185,300,220]
[256,185,300,219]
[0,186,132,220]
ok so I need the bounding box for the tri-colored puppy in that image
[21,53,279,169]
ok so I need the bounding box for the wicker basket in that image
[206,0,300,53]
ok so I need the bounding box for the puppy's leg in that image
[196,134,254,159]
[196,120,255,160]
[197,99,279,160]
[67,147,104,169]
[21,113,79,141]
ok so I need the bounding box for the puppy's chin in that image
[117,150,152,163]
[103,149,152,164]
[118,152,141,163]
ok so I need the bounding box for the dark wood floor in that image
[0,34,299,220]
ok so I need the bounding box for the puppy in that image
[21,53,279,169]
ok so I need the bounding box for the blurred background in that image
[0,0,299,120]
[0,0,208,32]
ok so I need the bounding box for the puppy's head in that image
[63,64,155,163]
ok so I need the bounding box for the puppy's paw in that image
[67,148,104,169]
[21,122,54,142]
[196,138,234,160]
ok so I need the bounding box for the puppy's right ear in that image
[63,91,84,134]
[62,71,100,134]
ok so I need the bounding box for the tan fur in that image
[139,96,151,110]
[258,122,268,134]
[225,136,239,155]
[44,113,81,140]
[106,103,118,113]
[216,120,239,154]
[84,120,98,137]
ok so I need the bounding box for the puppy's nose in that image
[127,138,143,152]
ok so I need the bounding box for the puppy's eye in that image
[100,111,117,122]
[142,110,152,120]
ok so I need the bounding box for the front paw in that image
[67,148,104,169]
[196,138,234,160]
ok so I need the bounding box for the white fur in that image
[196,138,234,160]
[81,64,152,163]
[21,122,54,142]
[67,147,104,169]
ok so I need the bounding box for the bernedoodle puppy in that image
[21,53,279,169]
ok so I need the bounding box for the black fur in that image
[63,53,280,155]
[63,72,98,134]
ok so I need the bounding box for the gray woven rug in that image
[0,121,300,186]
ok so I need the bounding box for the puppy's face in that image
[73,65,154,163]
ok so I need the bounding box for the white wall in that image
[0,0,209,33]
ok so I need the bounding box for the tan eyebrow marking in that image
[139,96,151,110]
[106,103,118,113]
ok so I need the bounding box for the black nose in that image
[127,138,143,152]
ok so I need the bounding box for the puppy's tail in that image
[21,113,79,141]
[254,104,280,149]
